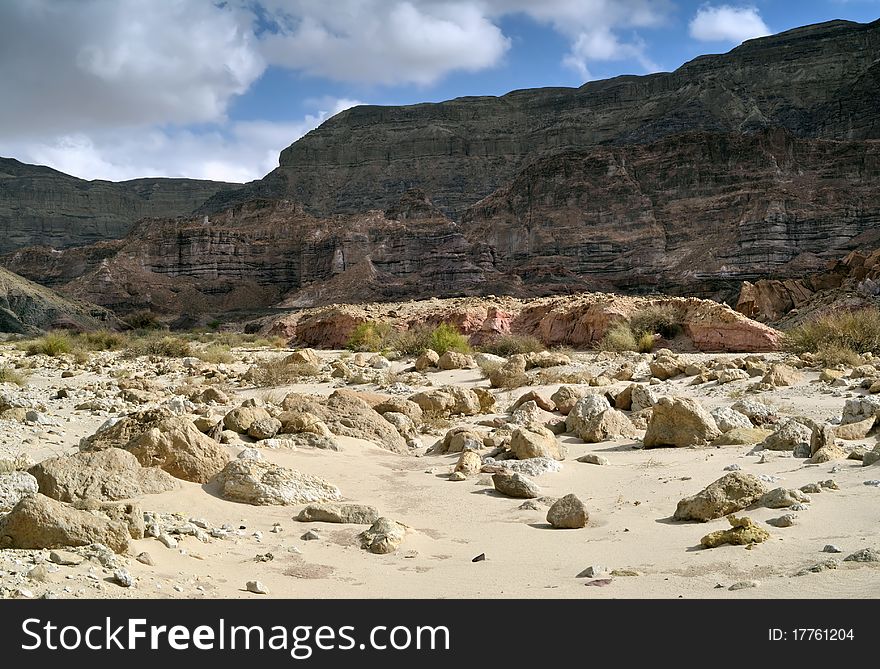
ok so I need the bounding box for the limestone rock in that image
[488,354,529,389]
[512,390,556,413]
[580,408,639,443]
[565,394,611,436]
[296,503,379,524]
[0,471,38,512]
[643,397,720,448]
[759,418,812,451]
[492,471,541,499]
[414,350,440,371]
[711,407,754,433]
[760,487,811,508]
[711,427,774,446]
[546,494,588,528]
[216,459,341,506]
[357,517,407,554]
[700,515,770,548]
[509,425,566,460]
[285,348,322,367]
[834,417,875,440]
[454,450,483,477]
[28,449,177,502]
[224,406,272,434]
[550,385,590,415]
[410,386,482,417]
[674,472,767,522]
[247,417,282,440]
[0,494,130,553]
[576,453,609,465]
[438,351,474,370]
[761,364,804,387]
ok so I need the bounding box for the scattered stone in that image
[822,545,842,554]
[414,350,440,371]
[834,416,875,440]
[700,515,769,548]
[711,427,774,447]
[795,559,839,576]
[246,580,269,594]
[673,472,768,522]
[761,364,803,387]
[301,530,320,541]
[357,517,407,554]
[216,459,341,506]
[843,548,880,563]
[767,514,796,528]
[546,494,588,529]
[492,471,541,499]
[550,386,590,415]
[710,407,753,433]
[49,550,83,566]
[723,464,741,471]
[113,569,133,588]
[472,553,486,562]
[729,580,760,591]
[410,386,482,417]
[0,494,130,553]
[759,418,812,452]
[27,564,50,582]
[760,487,810,509]
[731,399,777,426]
[438,351,474,370]
[136,552,155,565]
[0,470,38,512]
[584,578,612,587]
[643,397,720,448]
[295,503,379,524]
[247,417,282,440]
[509,425,566,460]
[577,565,607,578]
[576,408,639,443]
[577,453,609,466]
[453,450,483,477]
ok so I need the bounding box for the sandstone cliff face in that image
[200,19,880,219]
[0,158,239,253]
[263,293,782,353]
[462,129,880,300]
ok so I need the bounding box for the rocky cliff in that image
[0,266,115,334]
[0,157,239,253]
[200,19,880,219]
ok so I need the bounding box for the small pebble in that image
[246,580,269,594]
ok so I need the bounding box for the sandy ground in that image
[1,345,879,599]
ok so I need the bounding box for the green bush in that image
[785,308,880,358]
[427,323,471,356]
[24,331,74,357]
[629,304,684,339]
[245,359,320,387]
[125,311,162,330]
[598,323,638,352]
[480,334,545,356]
[388,325,433,356]
[346,322,394,352]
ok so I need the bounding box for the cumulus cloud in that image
[688,4,771,43]
[257,1,510,86]
[3,99,363,183]
[0,0,264,136]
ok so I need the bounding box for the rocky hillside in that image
[200,19,880,219]
[0,157,239,253]
[0,266,115,334]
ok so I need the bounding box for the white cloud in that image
[256,1,510,86]
[2,99,363,183]
[0,0,264,137]
[688,4,771,43]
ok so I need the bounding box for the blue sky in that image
[0,1,877,182]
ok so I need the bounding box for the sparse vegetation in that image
[346,322,395,352]
[78,330,127,351]
[0,366,27,386]
[125,311,162,330]
[245,358,321,386]
[598,323,638,352]
[195,343,234,364]
[637,331,656,353]
[784,308,880,364]
[23,331,75,357]
[124,334,193,358]
[479,334,545,356]
[629,304,684,340]
[426,323,471,356]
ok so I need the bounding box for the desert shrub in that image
[125,311,162,330]
[388,325,433,356]
[246,358,320,386]
[480,334,545,356]
[24,331,74,357]
[78,330,128,351]
[427,323,471,356]
[814,343,862,368]
[195,343,234,364]
[784,308,880,358]
[0,366,27,386]
[125,335,193,358]
[346,322,394,352]
[476,358,504,377]
[637,332,656,353]
[597,323,638,352]
[629,304,684,339]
